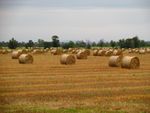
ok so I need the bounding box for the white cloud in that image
[0,7,150,42]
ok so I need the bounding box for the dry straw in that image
[51,49,62,55]
[19,54,33,64]
[60,54,76,65]
[68,48,73,52]
[71,49,79,54]
[146,48,150,53]
[1,49,8,54]
[109,55,122,67]
[139,49,146,54]
[105,51,113,56]
[32,49,45,54]
[128,49,133,53]
[97,50,106,56]
[121,56,140,69]
[12,50,22,59]
[18,49,27,54]
[12,49,27,59]
[82,49,90,56]
[32,49,40,54]
[63,49,68,53]
[44,48,49,52]
[76,50,87,59]
[112,49,123,56]
[93,49,99,56]
[135,49,139,53]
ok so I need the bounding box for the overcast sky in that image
[0,0,150,42]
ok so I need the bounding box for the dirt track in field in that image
[0,52,150,112]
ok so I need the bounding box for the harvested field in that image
[0,52,150,113]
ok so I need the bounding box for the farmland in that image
[0,52,150,113]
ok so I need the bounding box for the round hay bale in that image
[40,49,45,53]
[60,54,76,65]
[44,48,49,52]
[109,56,122,67]
[82,49,90,56]
[139,49,145,54]
[71,49,77,54]
[146,48,150,53]
[105,51,113,56]
[121,56,140,69]
[63,49,68,53]
[51,49,55,54]
[12,51,22,59]
[50,47,54,50]
[44,49,48,52]
[19,54,33,64]
[112,49,122,56]
[68,48,73,52]
[128,49,133,53]
[93,49,98,56]
[2,49,8,54]
[135,49,139,53]
[76,51,87,59]
[76,49,80,54]
[97,50,106,56]
[18,49,27,54]
[32,49,41,54]
[7,49,12,53]
[121,48,125,51]
[51,49,62,55]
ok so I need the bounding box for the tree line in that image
[0,35,150,49]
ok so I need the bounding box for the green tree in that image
[140,40,145,47]
[76,41,86,48]
[68,41,75,48]
[118,39,125,48]
[125,38,134,48]
[0,41,8,47]
[61,41,75,49]
[8,38,18,49]
[26,40,34,48]
[61,42,69,49]
[86,42,91,49]
[104,41,110,47]
[51,35,60,47]
[110,40,116,48]
[145,41,150,47]
[38,39,44,47]
[43,41,52,48]
[132,36,140,48]
[91,42,96,47]
[97,39,104,47]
